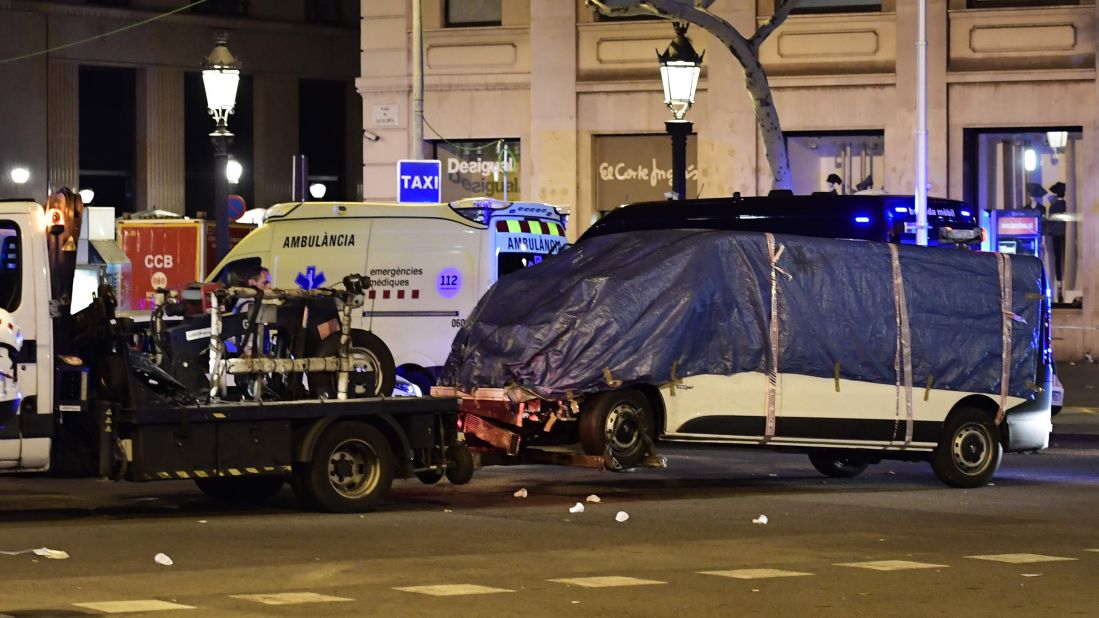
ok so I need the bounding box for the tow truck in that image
[0,195,472,512]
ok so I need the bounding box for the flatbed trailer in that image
[107,395,469,512]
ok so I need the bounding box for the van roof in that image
[264,199,567,225]
[581,194,977,245]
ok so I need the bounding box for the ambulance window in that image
[0,222,20,311]
[212,257,261,286]
[498,253,543,277]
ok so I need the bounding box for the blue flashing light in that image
[894,207,909,213]
[854,216,871,224]
[961,210,971,217]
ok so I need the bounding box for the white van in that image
[208,198,568,391]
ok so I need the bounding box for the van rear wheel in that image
[579,388,653,467]
[931,407,1002,488]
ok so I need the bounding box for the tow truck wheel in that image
[309,330,396,399]
[194,476,285,505]
[579,388,653,467]
[931,407,1003,488]
[444,445,474,485]
[301,421,395,513]
[808,451,870,478]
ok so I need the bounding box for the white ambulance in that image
[207,198,568,391]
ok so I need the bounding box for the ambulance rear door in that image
[489,202,568,281]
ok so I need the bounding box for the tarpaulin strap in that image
[603,368,623,388]
[764,233,784,440]
[996,253,1013,426]
[833,362,841,392]
[923,375,934,401]
[664,361,683,397]
[889,244,914,447]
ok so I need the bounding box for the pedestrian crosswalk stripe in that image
[700,569,813,580]
[548,576,666,588]
[73,600,195,613]
[836,560,948,571]
[231,592,353,605]
[395,584,514,597]
[966,553,1077,564]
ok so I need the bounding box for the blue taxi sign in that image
[397,159,442,203]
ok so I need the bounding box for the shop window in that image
[593,134,698,213]
[431,139,520,202]
[965,128,1083,308]
[0,222,20,312]
[190,0,249,16]
[305,0,341,23]
[592,9,661,22]
[445,0,502,27]
[79,66,136,213]
[966,0,1078,8]
[785,131,885,196]
[783,0,882,14]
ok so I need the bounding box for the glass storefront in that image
[593,133,698,214]
[431,139,520,202]
[966,128,1083,307]
[786,131,885,196]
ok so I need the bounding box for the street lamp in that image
[658,22,702,201]
[309,182,327,199]
[10,167,29,185]
[226,159,243,185]
[202,33,240,262]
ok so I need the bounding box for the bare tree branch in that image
[751,0,798,51]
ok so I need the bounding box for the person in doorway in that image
[825,173,843,194]
[1046,181,1067,295]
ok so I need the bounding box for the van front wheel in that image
[579,388,653,467]
[931,407,1002,488]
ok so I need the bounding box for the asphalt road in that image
[0,410,1096,617]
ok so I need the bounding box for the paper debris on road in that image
[0,547,69,560]
[154,553,174,566]
[752,514,769,525]
[586,494,601,503]
[33,548,69,560]
[513,488,528,498]
[615,511,629,523]
[569,502,585,514]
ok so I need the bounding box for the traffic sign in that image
[228,194,246,220]
[397,159,442,203]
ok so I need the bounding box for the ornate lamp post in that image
[202,33,240,261]
[658,22,702,201]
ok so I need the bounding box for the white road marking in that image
[836,560,948,571]
[394,584,514,597]
[966,553,1077,564]
[548,576,666,588]
[700,568,813,580]
[230,592,354,605]
[72,600,194,613]
[1086,549,1099,553]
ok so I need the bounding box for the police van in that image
[208,198,568,391]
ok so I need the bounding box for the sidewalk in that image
[1054,360,1099,435]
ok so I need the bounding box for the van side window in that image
[0,221,20,312]
[212,257,261,287]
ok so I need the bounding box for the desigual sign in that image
[434,139,521,202]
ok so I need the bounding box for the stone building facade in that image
[360,0,1099,359]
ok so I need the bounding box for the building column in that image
[253,74,299,208]
[529,0,577,236]
[707,0,760,197]
[359,0,411,200]
[136,66,184,213]
[890,0,947,197]
[47,61,79,196]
